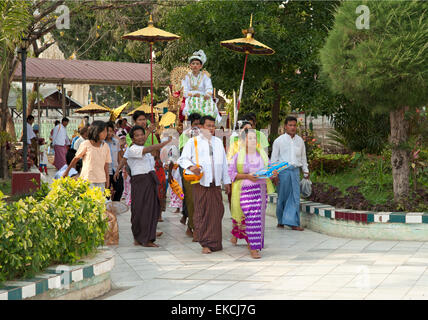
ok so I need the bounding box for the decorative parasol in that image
[159,111,176,127]
[109,102,129,122]
[155,99,169,111]
[122,15,180,143]
[220,14,274,128]
[127,103,162,116]
[75,99,111,120]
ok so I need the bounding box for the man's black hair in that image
[132,110,146,122]
[129,125,145,139]
[116,119,123,126]
[61,117,69,123]
[87,121,108,142]
[246,112,257,122]
[27,115,34,122]
[107,121,115,130]
[284,116,298,125]
[188,113,202,125]
[200,115,216,125]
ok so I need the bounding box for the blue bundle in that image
[253,162,290,179]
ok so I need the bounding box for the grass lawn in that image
[310,167,394,206]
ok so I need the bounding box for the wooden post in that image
[61,80,66,117]
[37,79,41,131]
[131,81,134,109]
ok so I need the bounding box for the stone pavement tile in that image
[394,241,424,249]
[373,254,412,266]
[155,269,201,280]
[363,241,399,252]
[365,288,407,300]
[290,265,337,276]
[112,280,146,288]
[138,279,207,300]
[392,266,426,276]
[206,281,267,300]
[136,269,165,280]
[293,290,335,300]
[415,274,428,286]
[257,265,299,277]
[170,280,238,300]
[108,279,204,300]
[118,251,152,260]
[312,239,352,250]
[186,270,226,280]
[338,240,373,250]
[308,275,356,291]
[402,286,428,300]
[344,274,389,290]
[243,275,281,282]
[331,265,372,275]
[240,289,297,300]
[328,288,373,300]
[375,274,420,289]
[261,275,323,291]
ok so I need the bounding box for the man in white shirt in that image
[178,115,231,254]
[271,116,309,231]
[52,117,70,170]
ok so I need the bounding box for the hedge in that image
[0,177,108,285]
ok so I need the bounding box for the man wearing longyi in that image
[178,115,231,254]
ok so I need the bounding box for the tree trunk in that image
[270,82,281,137]
[390,106,410,203]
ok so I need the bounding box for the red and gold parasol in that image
[220,15,274,128]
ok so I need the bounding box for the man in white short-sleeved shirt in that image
[271,116,309,231]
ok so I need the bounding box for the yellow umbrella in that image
[109,102,129,122]
[155,99,169,111]
[75,99,111,120]
[159,111,176,127]
[220,15,274,128]
[122,15,180,143]
[127,103,160,116]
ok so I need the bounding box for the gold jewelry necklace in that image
[190,72,202,91]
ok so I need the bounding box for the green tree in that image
[319,0,428,202]
[159,0,339,136]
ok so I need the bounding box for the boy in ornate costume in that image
[182,50,221,123]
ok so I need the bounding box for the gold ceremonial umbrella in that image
[122,15,180,143]
[75,99,111,121]
[109,102,129,122]
[159,111,176,127]
[220,15,274,128]
[127,103,152,116]
[155,99,169,111]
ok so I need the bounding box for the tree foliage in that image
[320,0,428,113]
[319,0,428,201]
[158,0,339,133]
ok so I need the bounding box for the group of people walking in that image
[52,49,310,259]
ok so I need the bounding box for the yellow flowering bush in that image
[0,178,108,284]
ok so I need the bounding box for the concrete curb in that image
[0,248,115,300]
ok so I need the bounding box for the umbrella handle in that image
[236,53,248,111]
[150,42,154,144]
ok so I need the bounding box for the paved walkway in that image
[100,197,428,300]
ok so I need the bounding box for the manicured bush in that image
[0,178,108,284]
[309,153,354,174]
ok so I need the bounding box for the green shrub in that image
[309,153,354,174]
[0,177,108,285]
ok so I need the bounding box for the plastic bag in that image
[300,178,312,198]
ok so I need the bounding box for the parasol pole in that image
[150,41,154,144]
[236,52,249,112]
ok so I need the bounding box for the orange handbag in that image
[183,137,203,183]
